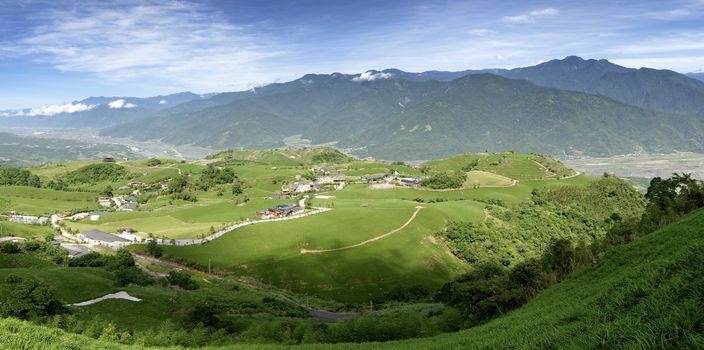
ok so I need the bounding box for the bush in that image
[61,163,128,184]
[421,172,466,189]
[0,274,63,318]
[0,242,20,254]
[0,168,41,187]
[167,270,199,290]
[146,158,162,167]
[146,240,163,258]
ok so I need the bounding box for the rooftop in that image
[82,230,129,243]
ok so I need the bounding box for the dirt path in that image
[300,206,425,254]
[68,291,141,307]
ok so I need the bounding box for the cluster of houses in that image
[98,195,138,212]
[361,173,423,187]
[117,180,145,192]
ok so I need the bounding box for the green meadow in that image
[0,186,98,215]
[2,207,702,349]
[30,150,597,303]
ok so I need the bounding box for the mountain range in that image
[688,72,704,82]
[3,56,704,160]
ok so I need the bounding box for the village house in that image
[78,229,130,249]
[9,215,49,225]
[60,244,91,258]
[89,211,108,221]
[312,165,336,174]
[98,197,112,208]
[256,203,303,219]
[316,174,347,184]
[282,182,320,194]
[362,174,386,183]
[399,176,423,187]
[128,180,145,188]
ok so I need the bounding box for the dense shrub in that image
[311,150,349,164]
[146,240,163,257]
[197,165,237,191]
[146,158,162,167]
[0,274,63,318]
[0,167,41,187]
[420,172,466,189]
[166,270,199,290]
[69,250,150,287]
[61,164,128,184]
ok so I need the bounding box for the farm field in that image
[463,171,513,188]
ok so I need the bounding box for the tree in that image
[232,182,243,195]
[545,239,576,281]
[0,275,62,318]
[147,240,163,258]
[102,185,114,197]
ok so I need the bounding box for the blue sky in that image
[1,0,704,109]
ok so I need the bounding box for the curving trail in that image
[300,206,425,254]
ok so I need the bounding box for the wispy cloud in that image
[8,1,285,92]
[504,8,559,22]
[467,28,496,36]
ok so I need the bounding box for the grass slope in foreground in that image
[3,208,703,349]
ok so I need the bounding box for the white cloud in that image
[108,99,137,109]
[16,102,97,116]
[504,8,559,22]
[159,100,167,104]
[9,2,285,92]
[352,71,393,82]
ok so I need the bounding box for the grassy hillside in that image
[2,207,703,349]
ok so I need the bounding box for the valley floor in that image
[564,152,704,179]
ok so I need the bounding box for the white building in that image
[9,215,49,225]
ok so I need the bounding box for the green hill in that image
[2,207,703,349]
